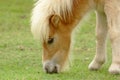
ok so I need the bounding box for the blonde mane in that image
[31,0,73,42]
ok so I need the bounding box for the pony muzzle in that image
[43,61,60,74]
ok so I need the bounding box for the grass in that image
[0,0,120,80]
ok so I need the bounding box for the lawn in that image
[0,0,120,80]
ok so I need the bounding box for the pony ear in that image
[50,15,61,27]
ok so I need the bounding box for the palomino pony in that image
[31,0,120,74]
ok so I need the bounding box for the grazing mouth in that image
[43,61,60,74]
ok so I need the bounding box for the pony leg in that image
[104,0,120,74]
[89,11,108,70]
[108,15,120,74]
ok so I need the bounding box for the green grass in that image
[0,0,120,80]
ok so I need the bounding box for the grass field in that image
[0,0,120,80]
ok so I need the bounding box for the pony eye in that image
[48,38,54,44]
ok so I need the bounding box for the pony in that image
[31,0,120,74]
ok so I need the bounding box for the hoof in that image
[109,63,120,74]
[88,60,103,70]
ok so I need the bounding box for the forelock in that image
[31,0,73,42]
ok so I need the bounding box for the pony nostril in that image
[45,67,49,73]
[53,66,58,73]
[49,66,58,74]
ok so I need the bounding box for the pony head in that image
[31,0,74,73]
[42,15,72,73]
